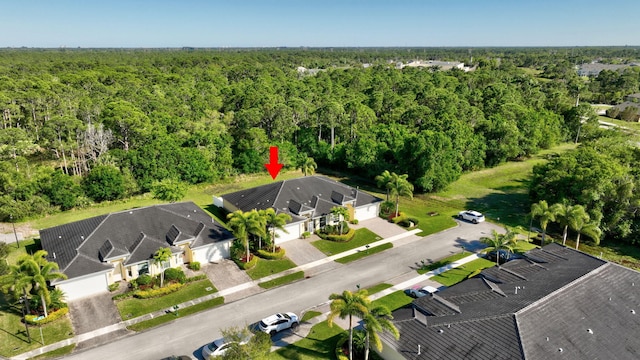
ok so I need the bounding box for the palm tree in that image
[480,228,518,266]
[262,208,292,252]
[0,263,33,342]
[530,200,555,245]
[362,304,399,360]
[299,157,317,176]
[388,172,413,218]
[375,170,393,202]
[330,206,350,235]
[328,289,370,360]
[17,250,67,317]
[551,202,586,246]
[153,247,172,287]
[251,210,268,250]
[227,210,263,263]
[568,212,602,250]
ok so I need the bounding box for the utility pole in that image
[10,214,19,248]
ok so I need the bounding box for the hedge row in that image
[390,212,420,228]
[256,248,286,260]
[134,283,184,299]
[26,307,69,325]
[317,228,356,242]
[234,255,259,270]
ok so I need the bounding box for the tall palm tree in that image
[362,304,399,360]
[250,209,268,250]
[388,172,413,218]
[569,212,602,250]
[328,289,370,360]
[153,247,172,287]
[0,263,33,342]
[530,200,555,245]
[375,170,393,202]
[227,210,263,263]
[17,250,67,317]
[480,228,518,266]
[299,157,317,176]
[330,206,350,235]
[551,202,586,246]
[262,208,292,252]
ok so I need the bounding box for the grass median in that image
[312,228,381,256]
[335,243,393,264]
[258,271,305,289]
[127,296,224,331]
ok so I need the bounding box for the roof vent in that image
[631,310,636,314]
[437,329,444,334]
[58,235,62,239]
[129,211,133,214]
[53,252,56,259]
[558,348,563,353]
[546,337,549,341]
[609,297,612,301]
[587,329,593,334]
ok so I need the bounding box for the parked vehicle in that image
[258,312,299,335]
[406,285,439,298]
[458,210,485,224]
[486,249,519,264]
[202,337,249,358]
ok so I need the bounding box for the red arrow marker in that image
[264,146,284,180]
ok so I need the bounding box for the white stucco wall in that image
[355,203,380,221]
[192,240,231,264]
[56,272,109,300]
[274,222,304,244]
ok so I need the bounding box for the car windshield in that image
[207,342,220,351]
[260,320,269,327]
[282,313,291,320]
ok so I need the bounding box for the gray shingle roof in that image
[39,202,234,279]
[220,175,382,221]
[383,243,640,359]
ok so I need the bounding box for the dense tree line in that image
[0,47,637,221]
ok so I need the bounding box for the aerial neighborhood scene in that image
[2,1,640,359]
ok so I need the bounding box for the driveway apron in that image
[68,291,121,335]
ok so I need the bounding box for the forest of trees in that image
[1,47,640,243]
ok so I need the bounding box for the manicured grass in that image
[258,271,305,289]
[365,283,393,295]
[335,243,393,264]
[431,258,496,287]
[371,290,414,311]
[116,279,217,319]
[30,344,76,359]
[267,321,345,360]
[0,299,74,358]
[312,228,381,256]
[301,310,322,322]
[417,252,469,274]
[127,296,224,331]
[246,257,297,280]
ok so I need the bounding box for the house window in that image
[162,260,171,269]
[320,216,327,228]
[138,263,149,275]
[127,267,133,278]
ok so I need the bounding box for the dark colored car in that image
[486,250,518,264]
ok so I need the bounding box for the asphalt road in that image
[62,220,500,360]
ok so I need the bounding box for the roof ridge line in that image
[75,213,110,252]
[499,266,528,281]
[272,180,286,211]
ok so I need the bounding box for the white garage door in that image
[355,204,379,221]
[274,223,303,244]
[193,240,231,263]
[57,273,109,300]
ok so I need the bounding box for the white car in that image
[258,312,299,335]
[406,286,439,298]
[202,337,249,358]
[458,210,485,224]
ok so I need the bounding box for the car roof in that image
[467,210,483,216]
[420,286,438,293]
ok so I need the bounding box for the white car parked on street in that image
[258,312,299,335]
[458,210,485,224]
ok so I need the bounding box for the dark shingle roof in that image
[384,243,640,359]
[39,202,234,279]
[220,175,382,221]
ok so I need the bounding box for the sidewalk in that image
[10,227,458,360]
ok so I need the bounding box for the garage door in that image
[193,240,231,263]
[57,273,109,300]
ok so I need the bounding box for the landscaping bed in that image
[312,228,381,256]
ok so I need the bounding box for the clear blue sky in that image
[3,0,639,48]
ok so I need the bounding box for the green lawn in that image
[258,271,305,289]
[431,258,496,287]
[365,283,393,295]
[29,344,76,359]
[127,296,224,331]
[246,258,298,280]
[312,228,382,256]
[371,290,414,311]
[334,243,393,264]
[267,321,345,360]
[116,279,217,319]
[301,310,322,323]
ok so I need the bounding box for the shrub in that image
[301,231,311,239]
[185,274,208,283]
[112,291,136,301]
[350,219,359,225]
[26,307,69,325]
[136,274,152,286]
[335,332,349,360]
[317,228,356,242]
[134,283,183,299]
[108,283,120,292]
[234,254,258,270]
[164,267,187,284]
[188,261,201,271]
[257,248,286,260]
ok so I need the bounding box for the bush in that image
[335,332,349,360]
[188,261,201,271]
[350,219,359,225]
[164,267,187,284]
[136,274,152,286]
[134,283,183,299]
[108,283,120,292]
[257,248,286,260]
[26,307,69,325]
[317,228,356,242]
[185,274,208,283]
[234,254,258,270]
[301,231,311,239]
[112,291,136,301]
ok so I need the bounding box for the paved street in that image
[54,219,499,360]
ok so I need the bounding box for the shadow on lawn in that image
[274,332,343,360]
[464,187,531,229]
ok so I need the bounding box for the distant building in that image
[576,62,633,76]
[379,243,640,360]
[607,93,640,122]
[401,60,468,71]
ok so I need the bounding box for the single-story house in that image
[39,202,234,300]
[378,243,640,359]
[213,175,383,244]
